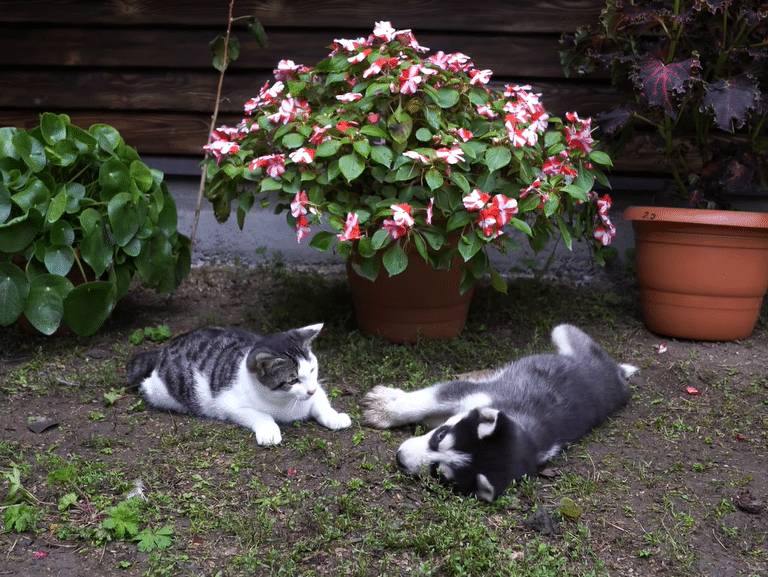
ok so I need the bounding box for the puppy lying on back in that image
[362,324,637,501]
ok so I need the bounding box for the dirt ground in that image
[0,264,766,577]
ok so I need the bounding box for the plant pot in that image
[624,206,768,341]
[347,255,474,343]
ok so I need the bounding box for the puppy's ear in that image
[295,323,324,346]
[476,407,501,440]
[246,349,282,376]
[476,473,495,502]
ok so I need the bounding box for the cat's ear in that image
[246,350,283,376]
[295,323,323,346]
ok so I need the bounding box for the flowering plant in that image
[204,21,615,292]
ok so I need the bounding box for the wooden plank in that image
[0,0,602,33]
[0,26,574,79]
[0,69,618,116]
[0,110,673,174]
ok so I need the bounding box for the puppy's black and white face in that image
[396,408,515,502]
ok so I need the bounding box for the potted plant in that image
[562,1,768,341]
[0,114,190,336]
[204,21,614,342]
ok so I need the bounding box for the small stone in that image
[26,416,58,434]
[733,490,764,515]
[558,496,583,520]
[523,506,558,535]
[539,467,560,479]
[85,348,110,359]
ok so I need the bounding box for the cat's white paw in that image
[253,421,282,446]
[321,411,352,431]
[361,385,405,429]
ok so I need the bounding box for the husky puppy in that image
[362,324,637,501]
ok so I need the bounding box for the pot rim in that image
[623,206,768,229]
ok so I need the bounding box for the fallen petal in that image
[685,386,700,396]
[655,343,668,354]
[33,550,48,559]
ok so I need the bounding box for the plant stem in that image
[666,0,682,63]
[72,251,88,282]
[660,117,687,197]
[190,0,236,248]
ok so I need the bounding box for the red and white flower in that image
[244,80,285,114]
[394,29,429,52]
[273,60,308,81]
[403,150,431,164]
[336,92,363,102]
[249,154,286,179]
[363,56,399,78]
[477,205,502,237]
[308,124,331,145]
[267,97,311,125]
[597,194,612,217]
[295,214,311,243]
[435,147,464,164]
[291,190,309,219]
[593,225,615,246]
[564,121,594,154]
[446,52,473,72]
[367,112,380,124]
[335,120,359,132]
[391,203,415,228]
[331,37,368,53]
[338,212,362,242]
[452,128,473,142]
[503,83,533,97]
[373,21,397,42]
[203,138,240,162]
[491,194,518,226]
[469,69,493,86]
[398,65,424,95]
[347,48,372,64]
[463,189,490,211]
[476,104,498,119]
[289,147,316,164]
[520,178,542,198]
[426,197,434,225]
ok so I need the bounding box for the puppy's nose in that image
[395,450,406,470]
[306,388,316,396]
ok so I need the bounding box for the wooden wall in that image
[0,0,659,173]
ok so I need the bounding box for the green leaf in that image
[210,34,240,72]
[395,163,418,182]
[422,229,445,251]
[12,178,49,212]
[130,161,154,192]
[557,216,573,250]
[13,131,47,173]
[99,158,130,196]
[434,88,460,109]
[371,228,391,250]
[562,184,588,201]
[136,526,174,553]
[260,178,283,192]
[50,220,74,246]
[382,242,408,277]
[0,262,28,326]
[46,189,68,223]
[413,233,428,262]
[370,146,393,168]
[458,233,481,262]
[360,125,387,139]
[47,139,78,167]
[351,256,380,281]
[58,493,78,512]
[425,168,444,191]
[352,140,371,158]
[510,217,533,236]
[64,182,86,214]
[415,128,432,142]
[80,222,113,278]
[387,112,413,144]
[489,268,508,294]
[589,150,612,167]
[544,131,562,148]
[63,281,116,336]
[107,192,139,246]
[424,106,442,131]
[135,232,175,292]
[0,183,10,224]
[44,245,74,276]
[79,207,101,236]
[157,191,178,237]
[40,112,67,145]
[246,17,268,47]
[89,124,122,153]
[339,153,365,182]
[309,231,335,251]
[449,173,470,194]
[24,274,73,335]
[484,147,512,172]
[0,127,20,159]
[0,210,42,254]
[315,139,342,157]
[282,133,305,149]
[4,504,38,533]
[446,211,471,232]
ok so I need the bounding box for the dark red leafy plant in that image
[561,0,767,206]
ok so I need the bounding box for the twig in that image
[190,0,236,248]
[606,520,635,536]
[712,528,727,551]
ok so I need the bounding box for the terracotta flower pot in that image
[624,206,768,341]
[347,255,473,343]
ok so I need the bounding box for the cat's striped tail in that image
[126,350,160,388]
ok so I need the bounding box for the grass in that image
[0,264,766,576]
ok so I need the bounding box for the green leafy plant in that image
[4,503,39,533]
[204,21,616,291]
[561,0,767,206]
[129,324,172,345]
[135,525,174,552]
[0,114,190,336]
[101,499,141,540]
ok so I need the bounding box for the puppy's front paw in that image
[320,411,352,431]
[361,385,405,428]
[253,421,282,446]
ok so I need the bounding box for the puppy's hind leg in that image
[362,384,449,429]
